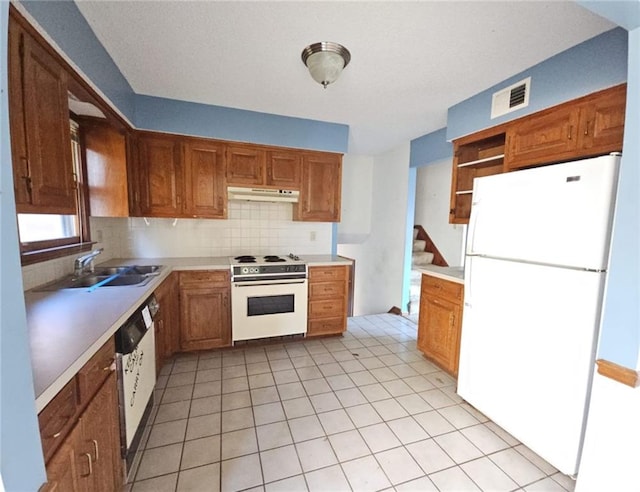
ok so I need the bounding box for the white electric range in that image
[230,254,308,342]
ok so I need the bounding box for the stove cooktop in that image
[230,253,307,280]
[231,253,302,265]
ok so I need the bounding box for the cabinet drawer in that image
[308,317,345,337]
[309,265,347,283]
[309,298,346,318]
[180,270,229,286]
[38,379,78,463]
[309,281,346,299]
[422,275,463,301]
[77,338,115,406]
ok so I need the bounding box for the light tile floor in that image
[125,314,575,492]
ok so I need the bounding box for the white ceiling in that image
[74,1,615,155]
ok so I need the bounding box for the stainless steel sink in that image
[103,274,150,286]
[94,265,161,276]
[36,265,162,291]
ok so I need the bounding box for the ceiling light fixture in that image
[301,42,351,89]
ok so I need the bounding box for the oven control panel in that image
[232,263,307,282]
[233,264,306,276]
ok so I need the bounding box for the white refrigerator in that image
[457,153,620,476]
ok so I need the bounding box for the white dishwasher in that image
[115,294,158,477]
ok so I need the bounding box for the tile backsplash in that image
[22,202,332,290]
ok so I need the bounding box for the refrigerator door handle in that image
[467,197,481,255]
[464,257,472,308]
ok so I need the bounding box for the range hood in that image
[227,186,299,203]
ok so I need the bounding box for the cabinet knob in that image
[584,121,590,136]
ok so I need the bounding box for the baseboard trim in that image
[596,359,640,388]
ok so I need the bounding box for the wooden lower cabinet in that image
[43,372,122,491]
[307,265,349,337]
[77,373,121,490]
[154,272,180,372]
[44,426,81,491]
[417,274,463,377]
[179,271,231,351]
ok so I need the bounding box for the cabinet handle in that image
[449,313,454,327]
[92,439,99,462]
[584,121,590,136]
[20,175,32,194]
[82,453,93,477]
[568,125,573,140]
[103,357,116,372]
[52,431,62,439]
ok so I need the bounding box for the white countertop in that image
[26,255,351,412]
[416,265,465,284]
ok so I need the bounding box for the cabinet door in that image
[184,140,226,218]
[8,20,31,208]
[138,135,182,217]
[43,423,82,492]
[226,146,265,186]
[419,296,461,375]
[154,273,179,372]
[20,29,76,214]
[295,154,342,222]
[578,85,626,154]
[180,286,231,351]
[266,151,301,188]
[506,105,579,170]
[79,373,122,491]
[84,122,129,217]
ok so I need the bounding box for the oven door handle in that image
[233,279,307,287]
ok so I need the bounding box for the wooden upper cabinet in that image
[450,84,626,224]
[294,153,342,222]
[506,104,579,170]
[183,140,226,218]
[577,84,626,154]
[137,134,182,217]
[266,150,301,188]
[9,20,76,214]
[450,129,507,223]
[227,145,302,189]
[506,84,625,170]
[226,145,266,186]
[83,122,129,217]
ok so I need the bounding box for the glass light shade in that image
[306,51,346,87]
[301,42,351,88]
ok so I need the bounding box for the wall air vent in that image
[491,77,531,119]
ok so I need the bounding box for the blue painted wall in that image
[447,27,628,141]
[597,25,640,369]
[135,95,349,153]
[410,128,452,168]
[18,0,349,154]
[578,1,640,30]
[20,0,135,121]
[0,2,47,489]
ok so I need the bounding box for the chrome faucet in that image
[74,248,104,277]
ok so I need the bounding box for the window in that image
[18,120,92,264]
